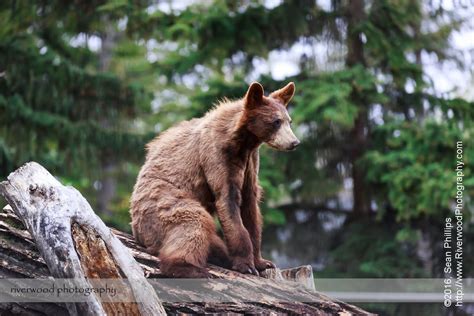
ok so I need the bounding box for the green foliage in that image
[0,1,155,220]
[322,220,426,278]
[365,119,473,220]
[294,66,387,128]
[128,1,322,76]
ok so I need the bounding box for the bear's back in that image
[134,101,243,206]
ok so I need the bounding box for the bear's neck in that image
[227,112,261,161]
[233,126,261,153]
[211,100,261,160]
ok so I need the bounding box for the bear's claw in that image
[232,258,258,276]
[255,258,276,271]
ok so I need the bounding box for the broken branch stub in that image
[0,162,165,316]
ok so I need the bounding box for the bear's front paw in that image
[231,257,258,276]
[254,257,276,271]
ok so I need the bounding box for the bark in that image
[0,162,374,315]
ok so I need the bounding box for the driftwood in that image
[0,162,374,315]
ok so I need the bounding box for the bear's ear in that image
[269,82,295,107]
[244,82,264,109]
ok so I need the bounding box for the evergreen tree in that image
[0,1,154,228]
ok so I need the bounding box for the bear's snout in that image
[288,139,300,150]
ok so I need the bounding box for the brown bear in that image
[130,82,299,278]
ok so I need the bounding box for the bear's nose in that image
[289,140,300,150]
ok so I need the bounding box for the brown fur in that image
[130,82,297,278]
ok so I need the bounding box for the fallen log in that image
[0,162,374,315]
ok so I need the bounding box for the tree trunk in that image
[346,0,371,216]
[97,18,119,217]
[0,162,374,315]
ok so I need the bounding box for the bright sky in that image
[262,0,474,100]
[74,0,474,100]
[421,1,474,99]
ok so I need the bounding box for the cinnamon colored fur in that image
[130,82,298,278]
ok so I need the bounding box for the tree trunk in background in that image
[97,160,117,217]
[97,18,119,217]
[98,19,116,71]
[416,228,434,274]
[346,0,371,216]
[416,219,434,276]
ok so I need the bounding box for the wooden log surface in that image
[0,205,373,315]
[0,162,374,315]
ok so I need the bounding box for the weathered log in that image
[0,162,374,315]
[0,162,165,316]
[0,205,373,315]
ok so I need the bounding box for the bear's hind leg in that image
[158,200,215,278]
[208,234,232,269]
[160,257,210,278]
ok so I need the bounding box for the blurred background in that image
[0,0,473,315]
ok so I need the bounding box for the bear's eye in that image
[272,119,282,128]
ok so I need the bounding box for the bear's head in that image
[243,82,300,151]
